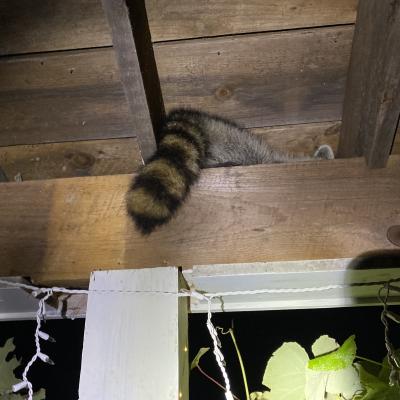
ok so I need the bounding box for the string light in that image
[0,276,399,400]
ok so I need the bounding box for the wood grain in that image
[101,0,164,160]
[256,118,397,156]
[0,138,143,181]
[0,48,133,145]
[338,0,400,168]
[147,0,358,41]
[0,0,357,55]
[0,27,352,145]
[155,26,354,127]
[0,156,399,285]
[0,0,112,56]
[251,121,341,155]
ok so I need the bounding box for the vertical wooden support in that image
[79,267,188,400]
[101,0,165,161]
[338,0,400,168]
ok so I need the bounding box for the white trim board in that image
[0,277,86,321]
[1,258,399,320]
[183,259,400,312]
[78,267,189,400]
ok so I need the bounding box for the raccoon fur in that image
[126,109,334,234]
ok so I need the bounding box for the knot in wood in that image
[215,86,233,101]
[66,151,95,169]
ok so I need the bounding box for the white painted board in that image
[184,259,400,312]
[78,267,188,400]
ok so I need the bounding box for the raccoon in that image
[126,109,334,234]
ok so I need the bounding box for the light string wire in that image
[1,277,400,399]
[378,282,400,387]
[21,290,54,400]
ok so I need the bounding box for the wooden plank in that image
[338,0,400,168]
[251,121,341,155]
[0,0,357,55]
[0,138,143,182]
[155,26,354,127]
[0,48,133,145]
[0,156,399,285]
[79,268,188,400]
[0,27,352,145]
[0,0,112,56]
[101,0,164,161]
[147,0,357,42]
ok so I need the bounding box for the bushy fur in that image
[127,109,334,234]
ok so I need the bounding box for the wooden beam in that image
[79,267,188,400]
[0,0,357,55]
[338,0,400,168]
[101,0,164,161]
[0,138,143,181]
[147,0,358,41]
[0,157,399,285]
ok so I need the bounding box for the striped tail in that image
[126,110,208,234]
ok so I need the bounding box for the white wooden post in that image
[78,267,188,400]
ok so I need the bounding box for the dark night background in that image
[1,305,399,399]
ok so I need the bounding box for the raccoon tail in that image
[126,110,209,234]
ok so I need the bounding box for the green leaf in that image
[190,347,210,370]
[0,339,19,393]
[0,338,46,399]
[304,365,361,400]
[326,366,362,398]
[357,365,400,400]
[250,391,270,400]
[308,335,356,371]
[304,369,328,400]
[262,342,309,400]
[311,336,339,357]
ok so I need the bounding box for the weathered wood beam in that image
[338,0,400,167]
[0,0,357,55]
[156,26,353,127]
[101,0,164,161]
[0,28,351,146]
[0,157,399,286]
[0,138,143,181]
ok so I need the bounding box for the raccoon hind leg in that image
[313,145,335,160]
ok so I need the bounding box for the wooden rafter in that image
[338,0,400,167]
[0,157,399,286]
[101,0,164,161]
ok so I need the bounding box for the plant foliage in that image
[0,338,45,400]
[258,335,399,400]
